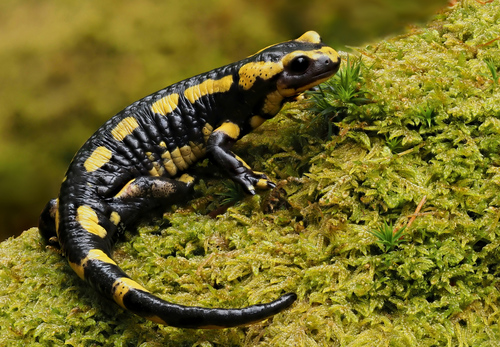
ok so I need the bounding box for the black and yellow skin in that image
[39,31,340,329]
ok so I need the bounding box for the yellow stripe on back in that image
[239,61,282,90]
[84,146,113,172]
[111,117,140,141]
[151,93,180,115]
[184,75,234,103]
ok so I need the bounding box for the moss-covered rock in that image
[2,1,500,345]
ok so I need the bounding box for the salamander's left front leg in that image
[207,121,276,195]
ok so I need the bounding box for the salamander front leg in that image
[207,121,276,195]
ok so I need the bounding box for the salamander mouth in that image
[314,56,341,80]
[278,57,341,97]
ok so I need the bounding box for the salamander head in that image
[238,31,341,117]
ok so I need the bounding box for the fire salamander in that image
[39,31,340,329]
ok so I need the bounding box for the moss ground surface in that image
[2,1,500,345]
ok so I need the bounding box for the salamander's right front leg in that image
[207,121,276,195]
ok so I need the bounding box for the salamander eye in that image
[289,56,310,73]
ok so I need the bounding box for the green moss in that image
[2,1,500,345]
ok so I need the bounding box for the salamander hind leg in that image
[110,174,195,225]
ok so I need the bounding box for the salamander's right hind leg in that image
[108,174,195,226]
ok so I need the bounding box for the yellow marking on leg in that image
[249,115,266,129]
[171,147,189,170]
[239,61,282,90]
[84,146,113,173]
[262,90,284,115]
[151,93,179,115]
[256,179,270,189]
[114,179,139,199]
[296,31,321,43]
[70,249,117,280]
[184,75,233,103]
[111,117,140,141]
[77,205,107,238]
[215,122,240,140]
[178,173,195,185]
[112,277,149,309]
[234,155,251,170]
[110,211,121,225]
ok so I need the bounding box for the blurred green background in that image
[0,0,448,240]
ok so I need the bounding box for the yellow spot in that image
[161,150,171,160]
[239,61,282,90]
[184,75,233,103]
[87,248,116,264]
[111,117,140,141]
[84,146,113,172]
[70,249,117,280]
[296,31,321,43]
[160,150,177,176]
[163,159,178,176]
[189,141,205,158]
[112,277,149,309]
[151,93,179,115]
[178,173,195,185]
[170,147,189,170]
[77,205,107,238]
[202,123,214,143]
[250,115,266,129]
[215,122,240,140]
[69,260,85,280]
[180,145,196,164]
[110,211,121,225]
[148,167,160,176]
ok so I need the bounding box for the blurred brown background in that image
[0,0,448,240]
